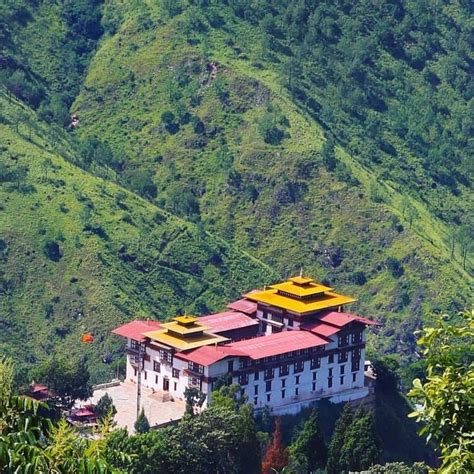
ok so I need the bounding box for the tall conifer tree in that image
[290,409,327,471]
[262,417,289,474]
[340,408,382,471]
[326,403,353,473]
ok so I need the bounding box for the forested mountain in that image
[0,0,472,383]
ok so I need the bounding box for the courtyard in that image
[82,381,186,432]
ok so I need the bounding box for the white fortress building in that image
[112,276,377,414]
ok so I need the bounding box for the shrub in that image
[386,257,404,278]
[134,408,150,433]
[43,240,62,262]
[351,271,367,285]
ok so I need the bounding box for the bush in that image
[134,408,150,433]
[386,257,404,278]
[43,240,62,262]
[351,271,367,285]
[94,393,117,420]
[124,169,157,199]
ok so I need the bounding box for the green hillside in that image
[71,3,471,358]
[0,92,274,383]
[0,0,471,381]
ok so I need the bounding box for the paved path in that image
[82,381,185,432]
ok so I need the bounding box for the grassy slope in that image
[73,4,469,361]
[0,92,275,382]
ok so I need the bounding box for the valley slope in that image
[0,1,471,381]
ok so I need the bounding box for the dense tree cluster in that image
[0,0,104,123]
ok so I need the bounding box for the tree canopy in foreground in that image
[409,310,474,472]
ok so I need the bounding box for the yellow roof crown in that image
[173,315,198,325]
[244,275,356,314]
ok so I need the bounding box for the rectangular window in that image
[340,365,345,375]
[254,397,258,405]
[312,371,317,381]
[295,375,300,385]
[352,360,360,372]
[279,364,289,377]
[328,354,334,364]
[287,318,293,327]
[266,394,271,403]
[329,368,333,377]
[228,361,234,372]
[352,332,362,344]
[266,380,272,392]
[310,357,321,369]
[328,378,333,388]
[144,371,147,380]
[155,375,159,384]
[254,371,260,381]
[338,334,349,347]
[159,350,172,365]
[188,362,204,374]
[338,351,348,363]
[294,361,304,373]
[238,374,249,386]
[281,389,286,399]
[264,368,274,380]
[153,361,161,373]
[340,376,344,385]
[174,382,177,391]
[281,379,286,388]
[352,373,357,383]
[295,387,299,396]
[172,368,179,378]
[312,382,316,391]
[130,340,140,351]
[254,385,258,395]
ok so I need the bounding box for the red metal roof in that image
[29,383,48,393]
[112,320,162,342]
[72,407,96,417]
[319,311,377,327]
[199,311,258,333]
[301,322,340,338]
[175,345,245,366]
[226,298,257,315]
[227,331,327,360]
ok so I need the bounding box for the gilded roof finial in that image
[300,267,303,278]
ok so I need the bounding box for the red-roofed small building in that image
[26,383,51,401]
[67,405,97,425]
[112,275,378,415]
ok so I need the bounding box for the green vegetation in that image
[33,356,93,412]
[134,408,150,434]
[0,357,119,472]
[288,409,327,472]
[409,310,474,472]
[0,0,471,385]
[0,92,274,384]
[70,0,470,370]
[94,393,116,421]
